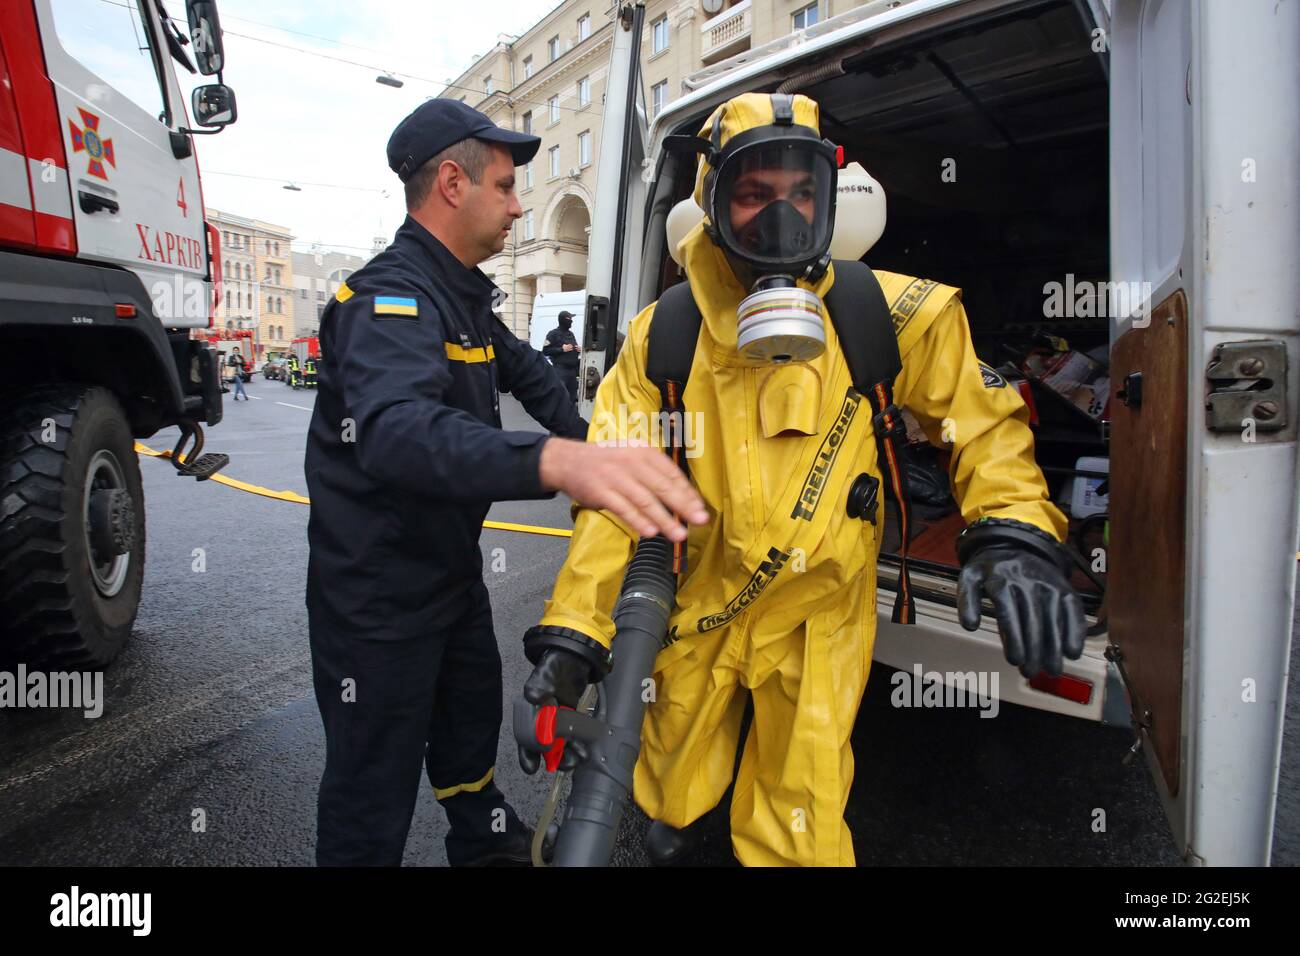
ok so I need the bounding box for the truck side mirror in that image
[192,84,237,127]
[186,0,226,75]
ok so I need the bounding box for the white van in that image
[580,0,1299,865]
[529,290,587,358]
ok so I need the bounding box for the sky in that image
[176,0,568,257]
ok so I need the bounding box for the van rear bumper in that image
[872,586,1125,726]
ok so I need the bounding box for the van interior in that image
[649,0,1110,614]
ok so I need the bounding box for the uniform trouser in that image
[633,613,875,866]
[561,371,578,403]
[308,579,509,866]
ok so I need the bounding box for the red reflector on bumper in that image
[115,303,136,318]
[1028,671,1093,705]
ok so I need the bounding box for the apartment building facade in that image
[208,208,297,360]
[293,249,369,337]
[440,0,868,339]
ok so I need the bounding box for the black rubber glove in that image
[956,519,1087,679]
[518,648,592,774]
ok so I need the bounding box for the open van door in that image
[577,2,650,421]
[1107,0,1299,865]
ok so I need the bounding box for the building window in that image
[792,2,820,30]
[578,130,591,166]
[274,241,280,256]
[578,13,590,41]
[276,297,283,313]
[265,240,271,255]
[548,95,559,124]
[225,290,231,308]
[651,15,669,54]
[523,210,534,241]
[549,145,560,178]
[524,162,534,190]
[246,292,252,309]
[547,35,559,62]
[267,295,274,313]
[521,111,532,135]
[577,75,590,107]
[523,55,533,79]
[484,75,493,95]
[651,79,667,117]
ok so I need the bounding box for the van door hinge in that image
[1205,340,1288,432]
[1104,642,1151,764]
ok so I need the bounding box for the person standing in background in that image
[543,310,581,403]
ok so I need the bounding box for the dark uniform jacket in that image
[305,216,587,638]
[542,326,580,372]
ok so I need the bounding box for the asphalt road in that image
[0,378,1295,866]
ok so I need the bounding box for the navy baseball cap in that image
[387,98,541,181]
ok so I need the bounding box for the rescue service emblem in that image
[68,108,116,181]
[979,362,1007,388]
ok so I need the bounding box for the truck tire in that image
[0,385,146,668]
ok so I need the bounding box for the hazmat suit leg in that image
[730,601,875,867]
[633,627,748,833]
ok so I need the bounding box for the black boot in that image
[646,819,699,866]
[442,781,544,867]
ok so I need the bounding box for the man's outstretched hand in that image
[539,437,709,542]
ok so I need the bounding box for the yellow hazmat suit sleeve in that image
[893,294,1068,540]
[536,303,664,648]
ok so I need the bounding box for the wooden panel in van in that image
[1107,290,1188,795]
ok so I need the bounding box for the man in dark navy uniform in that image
[305,99,707,866]
[542,310,581,403]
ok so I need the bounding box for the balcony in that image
[700,0,752,64]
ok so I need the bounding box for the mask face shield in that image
[710,133,837,278]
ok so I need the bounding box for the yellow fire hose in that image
[134,443,1300,557]
[134,442,574,539]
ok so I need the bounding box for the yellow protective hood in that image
[691,92,824,213]
[683,93,833,356]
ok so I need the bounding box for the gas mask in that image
[671,94,840,365]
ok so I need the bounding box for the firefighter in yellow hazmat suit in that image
[516,93,1085,866]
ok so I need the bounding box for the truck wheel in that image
[0,385,145,668]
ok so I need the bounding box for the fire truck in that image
[0,0,237,667]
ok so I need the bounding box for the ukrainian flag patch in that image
[373,296,419,318]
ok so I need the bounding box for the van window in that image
[50,0,168,123]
